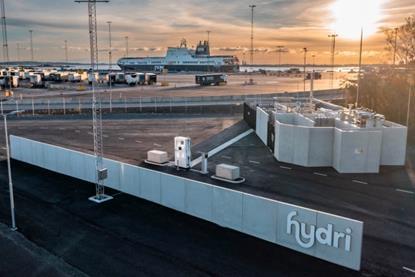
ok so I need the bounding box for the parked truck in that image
[195,73,227,86]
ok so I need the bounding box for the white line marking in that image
[249,160,260,165]
[118,137,125,141]
[87,132,93,135]
[403,266,415,273]
[314,172,328,177]
[396,189,414,195]
[153,143,162,147]
[280,166,292,170]
[75,130,81,133]
[103,134,109,138]
[352,180,368,185]
[135,140,142,143]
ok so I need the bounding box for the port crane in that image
[75,0,112,203]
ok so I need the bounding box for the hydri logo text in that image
[287,211,352,251]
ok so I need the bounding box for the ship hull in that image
[118,64,239,73]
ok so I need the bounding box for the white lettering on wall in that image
[287,211,352,251]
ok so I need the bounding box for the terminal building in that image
[251,97,408,173]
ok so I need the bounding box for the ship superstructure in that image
[118,39,239,73]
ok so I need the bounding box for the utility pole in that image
[276,45,285,66]
[0,0,9,63]
[328,34,338,89]
[75,0,112,203]
[125,36,129,57]
[64,40,68,63]
[356,28,363,107]
[249,4,256,66]
[29,30,34,62]
[303,47,308,92]
[393,27,398,66]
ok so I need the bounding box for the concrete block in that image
[185,179,213,221]
[242,194,278,243]
[160,174,186,212]
[147,150,168,164]
[212,187,243,231]
[216,164,240,180]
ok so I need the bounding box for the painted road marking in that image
[314,172,328,177]
[396,189,414,195]
[280,166,292,170]
[87,132,93,135]
[135,140,142,143]
[153,143,162,147]
[403,266,415,273]
[352,180,368,185]
[249,160,260,165]
[103,134,109,138]
[75,130,81,133]
[118,137,125,141]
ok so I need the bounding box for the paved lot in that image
[11,73,344,100]
[0,115,240,164]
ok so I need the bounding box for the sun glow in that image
[330,0,385,39]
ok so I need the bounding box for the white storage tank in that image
[174,136,191,169]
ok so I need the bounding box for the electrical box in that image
[97,168,108,181]
[174,136,191,169]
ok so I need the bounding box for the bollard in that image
[0,99,3,115]
[78,98,82,114]
[32,98,35,116]
[63,98,66,115]
[110,91,112,113]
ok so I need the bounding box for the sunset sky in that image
[4,0,415,64]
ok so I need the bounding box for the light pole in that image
[407,74,414,127]
[276,45,285,66]
[125,36,129,57]
[393,27,398,66]
[328,34,338,89]
[3,110,24,231]
[29,30,34,62]
[249,4,256,66]
[107,21,112,112]
[355,28,363,107]
[303,47,308,92]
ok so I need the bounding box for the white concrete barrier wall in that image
[255,107,269,145]
[10,135,363,270]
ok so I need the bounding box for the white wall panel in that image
[212,187,243,231]
[120,163,141,197]
[140,168,161,203]
[185,179,213,221]
[103,158,121,190]
[242,194,278,243]
[161,174,186,212]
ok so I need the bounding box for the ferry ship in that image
[117,39,239,73]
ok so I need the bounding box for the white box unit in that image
[216,164,240,180]
[147,150,168,164]
[174,136,191,168]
